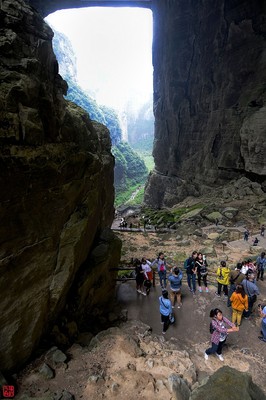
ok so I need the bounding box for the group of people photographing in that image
[133,249,266,358]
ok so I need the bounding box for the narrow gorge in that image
[0,0,266,397]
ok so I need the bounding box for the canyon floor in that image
[16,219,266,399]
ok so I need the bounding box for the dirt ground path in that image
[115,227,266,391]
[117,275,266,352]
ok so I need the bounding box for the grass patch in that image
[140,153,154,172]
[115,182,145,207]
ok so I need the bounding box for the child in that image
[204,308,238,361]
[230,284,248,326]
[216,261,230,297]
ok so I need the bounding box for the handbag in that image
[251,294,257,303]
[169,313,175,324]
[160,264,165,272]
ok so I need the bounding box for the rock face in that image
[27,3,266,209]
[28,1,151,18]
[144,0,266,207]
[0,0,121,372]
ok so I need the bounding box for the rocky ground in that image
[12,178,266,399]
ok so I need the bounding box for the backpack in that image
[209,321,216,334]
[184,258,189,269]
[160,263,165,272]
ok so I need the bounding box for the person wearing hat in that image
[159,289,172,334]
[242,273,260,318]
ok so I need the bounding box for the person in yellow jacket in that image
[230,284,248,326]
[215,261,230,297]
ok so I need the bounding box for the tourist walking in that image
[185,251,198,294]
[256,252,266,281]
[195,252,208,293]
[227,263,245,307]
[260,224,265,237]
[134,259,146,296]
[244,230,249,241]
[258,303,266,342]
[216,261,230,297]
[152,252,168,289]
[230,284,248,327]
[204,308,239,361]
[242,273,260,318]
[159,289,172,334]
[168,267,183,308]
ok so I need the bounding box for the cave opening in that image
[45,6,154,208]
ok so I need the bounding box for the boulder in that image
[190,366,265,400]
[205,212,223,223]
[222,207,239,219]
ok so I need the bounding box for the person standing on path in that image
[195,252,209,293]
[227,263,245,307]
[159,289,172,334]
[260,224,265,237]
[134,259,146,296]
[242,273,260,318]
[230,284,248,327]
[204,308,239,361]
[168,267,183,308]
[141,257,153,295]
[152,252,168,289]
[256,252,266,281]
[141,257,153,282]
[244,230,249,241]
[216,261,230,297]
[185,251,198,294]
[258,303,266,342]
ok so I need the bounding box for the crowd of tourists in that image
[132,249,266,360]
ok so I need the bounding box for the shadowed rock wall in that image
[0,0,121,372]
[144,0,266,207]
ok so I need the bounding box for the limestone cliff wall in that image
[145,0,266,207]
[0,0,121,372]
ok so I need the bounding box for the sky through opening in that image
[45,7,153,111]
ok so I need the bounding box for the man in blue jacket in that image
[159,290,172,334]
